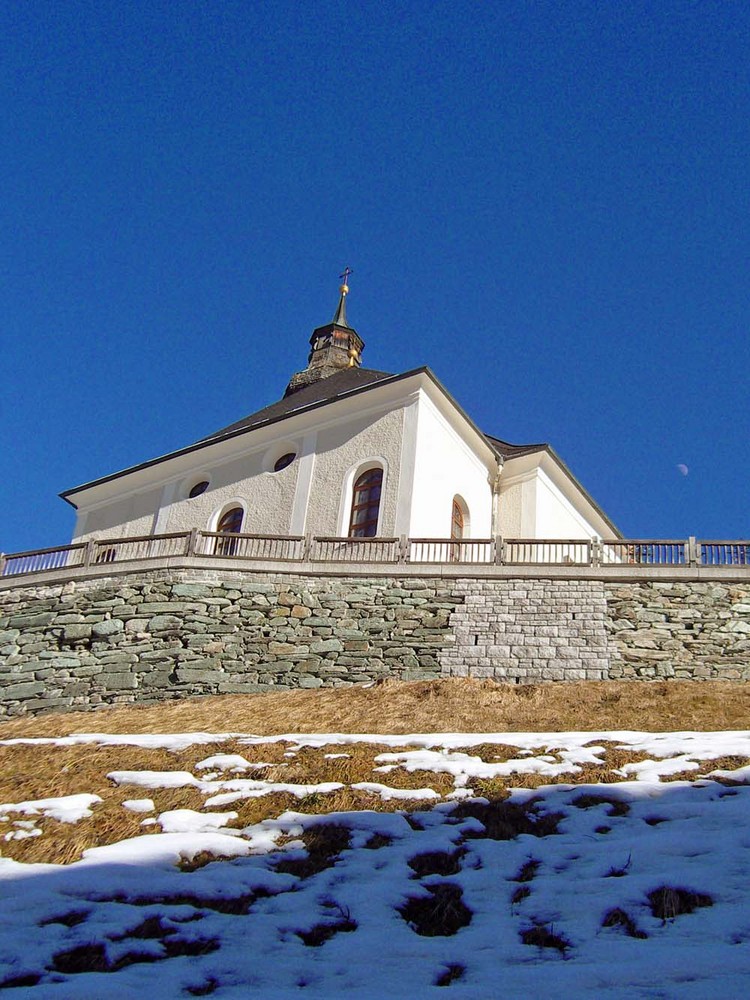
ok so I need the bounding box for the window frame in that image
[348,467,384,538]
[338,458,389,538]
[210,501,247,557]
[188,479,210,499]
[450,495,470,561]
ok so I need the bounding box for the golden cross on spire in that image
[339,266,353,294]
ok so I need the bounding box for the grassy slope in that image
[2,680,749,866]
[2,678,749,739]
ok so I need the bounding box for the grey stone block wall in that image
[442,579,614,681]
[2,569,750,717]
[606,581,750,680]
[0,571,460,717]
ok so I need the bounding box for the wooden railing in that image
[1,532,748,578]
[599,540,689,566]
[310,536,401,562]
[1,542,87,577]
[197,532,305,561]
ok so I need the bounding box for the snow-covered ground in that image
[2,730,750,997]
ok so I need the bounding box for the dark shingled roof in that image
[198,367,394,444]
[198,372,551,459]
[485,434,549,460]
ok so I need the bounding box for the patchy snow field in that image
[2,730,750,997]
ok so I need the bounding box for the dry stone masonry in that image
[0,571,460,717]
[606,581,750,680]
[1,569,749,717]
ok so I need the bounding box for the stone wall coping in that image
[2,554,750,593]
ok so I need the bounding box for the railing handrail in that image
[600,538,689,544]
[200,530,305,541]
[1,532,749,578]
[698,538,750,544]
[93,530,191,545]
[2,541,87,559]
[313,534,399,543]
[409,536,493,543]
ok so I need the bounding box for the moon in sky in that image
[676,463,689,476]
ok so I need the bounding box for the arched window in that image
[451,499,465,541]
[450,496,468,562]
[215,505,244,556]
[348,468,383,537]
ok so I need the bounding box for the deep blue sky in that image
[2,1,749,554]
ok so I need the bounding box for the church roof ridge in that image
[60,365,498,505]
[199,366,394,443]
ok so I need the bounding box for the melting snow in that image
[0,794,102,824]
[2,730,750,996]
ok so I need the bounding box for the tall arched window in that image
[450,496,468,562]
[215,505,244,556]
[451,499,465,541]
[348,468,383,537]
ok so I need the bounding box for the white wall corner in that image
[72,510,88,543]
[394,398,419,536]
[536,466,602,539]
[520,477,537,536]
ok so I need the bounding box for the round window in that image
[273,452,296,472]
[188,480,209,498]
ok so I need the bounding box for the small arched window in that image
[215,506,244,556]
[348,468,383,537]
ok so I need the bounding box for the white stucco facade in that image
[497,454,613,540]
[407,392,493,538]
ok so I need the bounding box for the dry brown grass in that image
[3,679,750,740]
[3,678,750,867]
[2,725,743,867]
[0,736,456,865]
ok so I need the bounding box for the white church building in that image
[61,277,619,548]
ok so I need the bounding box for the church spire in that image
[284,268,365,396]
[332,266,353,327]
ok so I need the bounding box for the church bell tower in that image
[284,268,365,396]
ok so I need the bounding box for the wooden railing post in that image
[688,536,698,567]
[0,553,6,577]
[187,528,200,556]
[398,535,409,563]
[82,540,96,567]
[302,533,313,561]
[494,535,504,565]
[591,537,601,567]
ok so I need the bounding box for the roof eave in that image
[541,446,622,539]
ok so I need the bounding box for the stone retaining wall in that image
[606,581,750,680]
[1,569,749,717]
[443,579,614,682]
[0,571,460,717]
